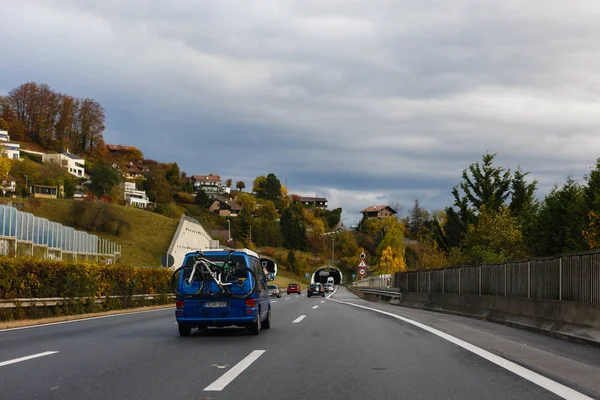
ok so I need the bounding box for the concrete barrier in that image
[353,287,600,346]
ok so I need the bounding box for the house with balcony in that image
[292,195,328,210]
[122,181,151,208]
[0,129,21,160]
[360,205,398,220]
[42,149,86,178]
[190,175,224,194]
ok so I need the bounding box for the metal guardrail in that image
[0,294,175,309]
[354,287,402,299]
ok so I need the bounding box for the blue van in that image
[174,249,271,336]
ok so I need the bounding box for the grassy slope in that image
[270,269,311,291]
[14,199,179,267]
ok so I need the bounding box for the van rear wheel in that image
[262,309,271,330]
[249,315,261,335]
[178,324,192,337]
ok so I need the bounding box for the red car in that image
[287,283,301,295]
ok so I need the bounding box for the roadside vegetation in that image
[0,257,172,322]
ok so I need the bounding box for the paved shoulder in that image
[331,286,600,398]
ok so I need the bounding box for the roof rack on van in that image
[186,248,261,259]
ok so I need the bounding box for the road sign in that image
[358,267,367,276]
[352,274,356,279]
[358,260,367,268]
[305,273,310,279]
[360,252,366,259]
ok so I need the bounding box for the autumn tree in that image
[582,159,600,249]
[251,200,281,247]
[225,178,232,188]
[0,144,11,185]
[413,237,448,270]
[449,206,527,266]
[280,203,307,250]
[165,163,181,186]
[306,210,326,252]
[252,175,266,195]
[89,164,121,198]
[375,217,406,273]
[1,82,107,154]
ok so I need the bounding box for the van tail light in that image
[245,299,256,308]
[176,300,184,309]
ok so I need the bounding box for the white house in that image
[0,129,21,160]
[190,175,224,193]
[122,181,150,208]
[42,149,85,178]
[1,177,16,195]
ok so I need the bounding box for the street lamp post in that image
[331,236,335,266]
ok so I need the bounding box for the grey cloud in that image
[2,0,600,223]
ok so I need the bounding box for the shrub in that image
[0,257,172,320]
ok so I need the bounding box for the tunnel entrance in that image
[311,266,343,285]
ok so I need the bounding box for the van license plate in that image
[204,301,228,308]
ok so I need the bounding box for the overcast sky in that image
[2,0,600,225]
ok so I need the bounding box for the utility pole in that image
[227,220,231,242]
[331,236,335,266]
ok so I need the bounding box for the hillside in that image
[4,198,179,267]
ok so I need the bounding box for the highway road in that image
[1,286,599,400]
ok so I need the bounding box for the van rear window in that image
[184,254,248,269]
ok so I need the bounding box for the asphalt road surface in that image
[1,286,599,400]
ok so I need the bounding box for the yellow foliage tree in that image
[375,218,407,273]
[583,211,600,249]
[0,144,11,184]
[415,237,447,270]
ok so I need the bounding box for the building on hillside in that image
[209,199,242,217]
[1,176,16,195]
[292,195,328,210]
[0,130,21,160]
[42,150,86,178]
[32,185,58,199]
[360,205,398,220]
[106,144,144,162]
[190,175,224,194]
[124,162,147,179]
[121,181,151,208]
[107,144,136,153]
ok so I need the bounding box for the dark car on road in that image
[307,283,325,297]
[287,283,301,295]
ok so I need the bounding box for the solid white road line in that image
[292,315,306,323]
[204,350,266,391]
[320,301,325,303]
[330,298,593,400]
[0,308,173,333]
[312,305,319,309]
[0,351,58,367]
[326,285,338,299]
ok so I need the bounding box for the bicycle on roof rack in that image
[171,249,257,299]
